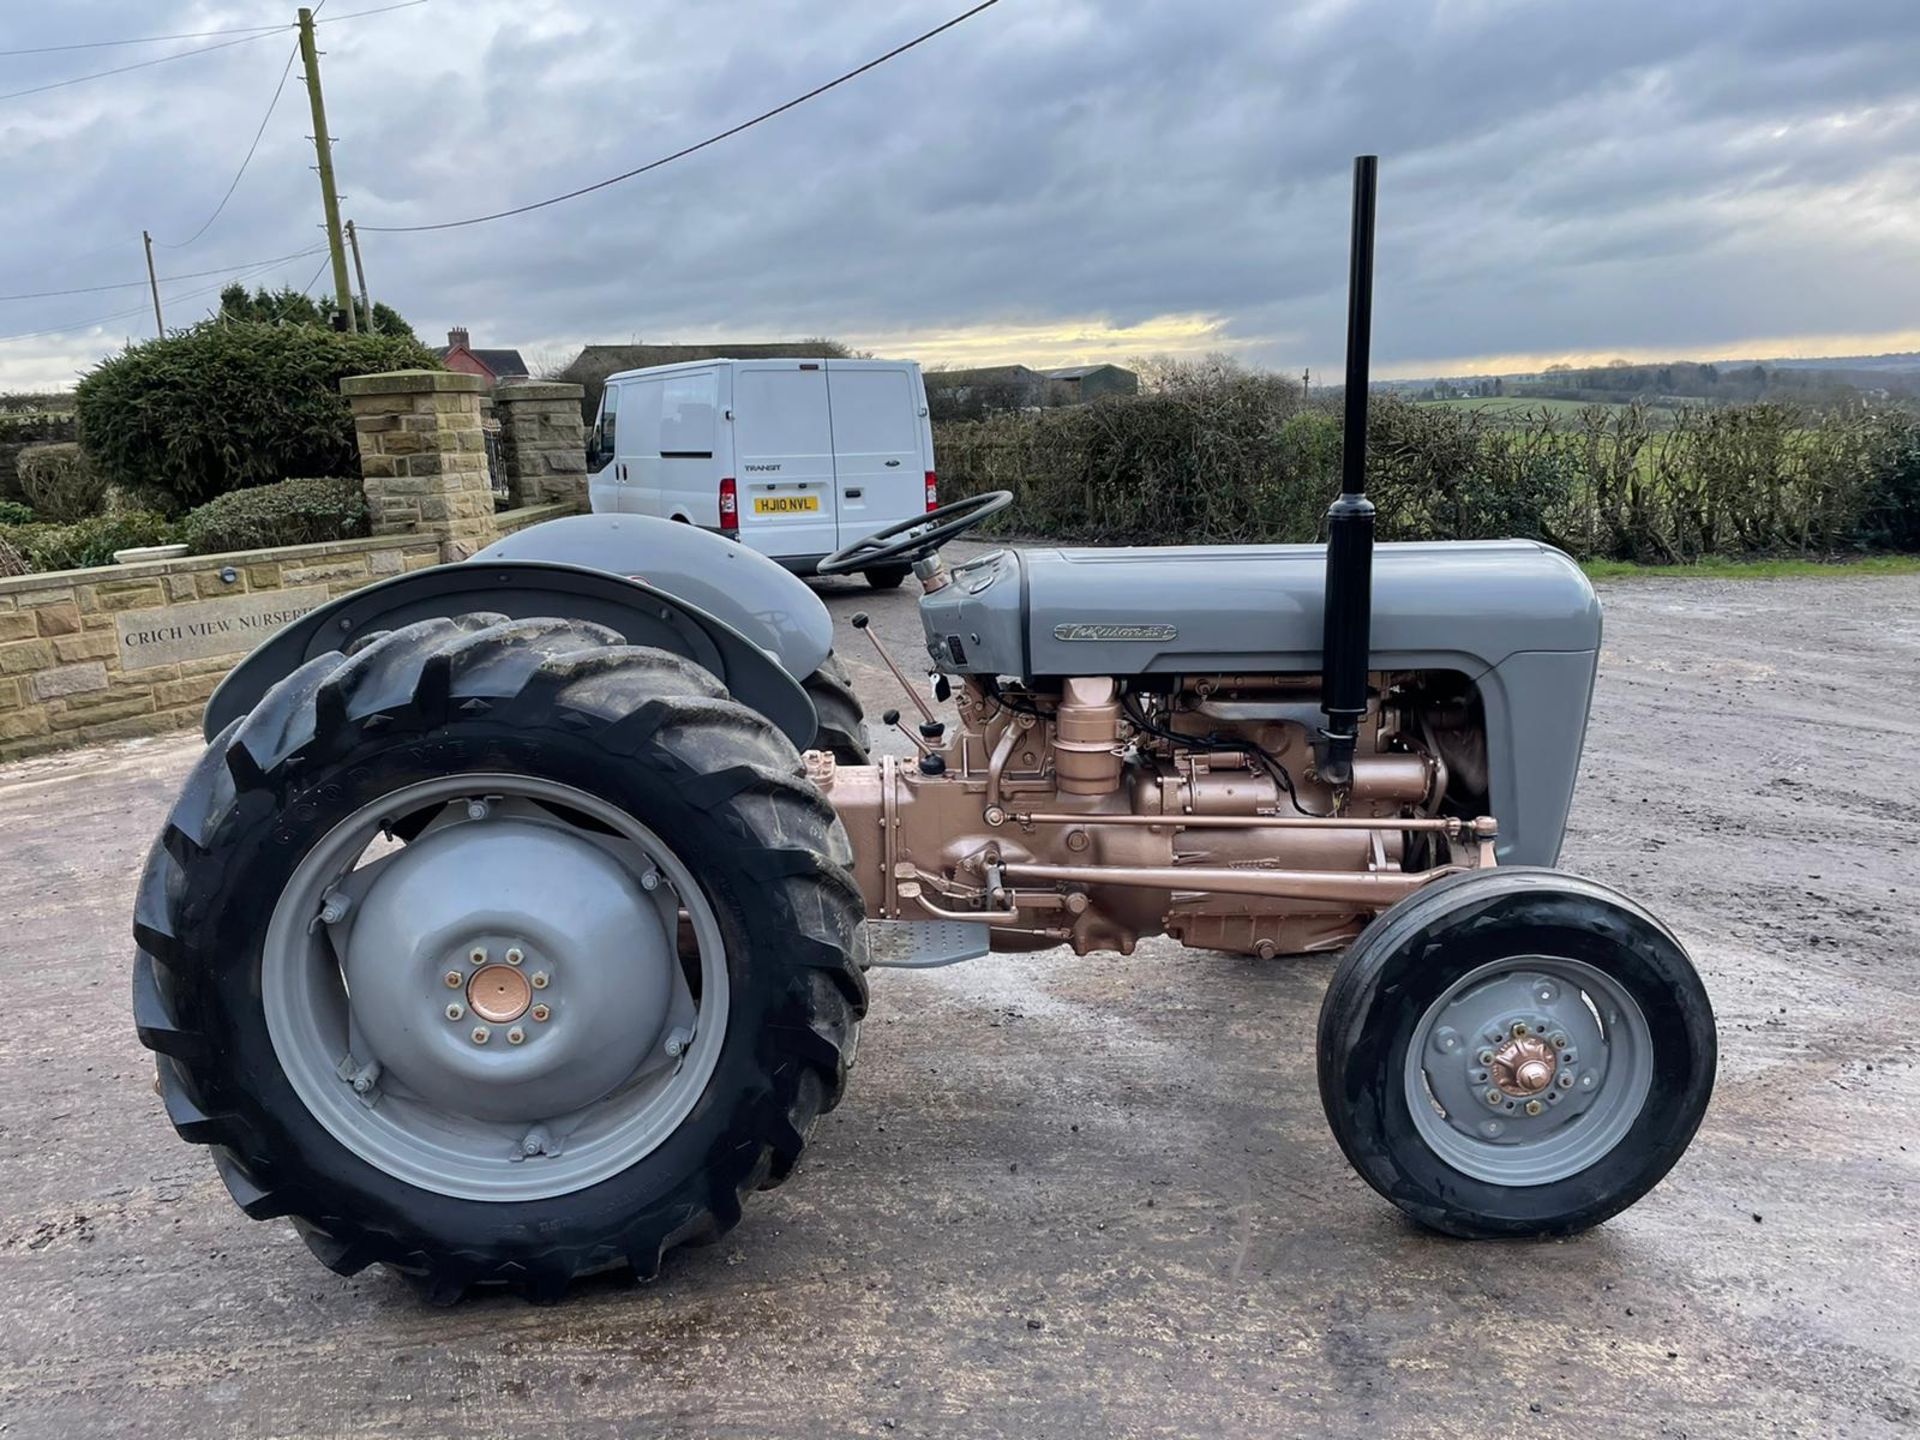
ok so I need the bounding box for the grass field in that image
[1582,554,1920,580]
[1416,396,1680,423]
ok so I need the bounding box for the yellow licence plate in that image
[753,494,820,515]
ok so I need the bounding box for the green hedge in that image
[16,442,106,523]
[0,513,178,572]
[180,475,369,554]
[936,392,1920,562]
[75,322,439,506]
[0,499,33,525]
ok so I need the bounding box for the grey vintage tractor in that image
[132,161,1715,1301]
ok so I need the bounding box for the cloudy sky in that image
[3,0,1919,391]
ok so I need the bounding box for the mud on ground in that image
[0,563,1915,1438]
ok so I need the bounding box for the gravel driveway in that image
[1,561,1915,1439]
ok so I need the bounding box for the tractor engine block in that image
[812,672,1491,959]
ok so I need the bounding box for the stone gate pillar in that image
[341,369,494,561]
[492,381,588,510]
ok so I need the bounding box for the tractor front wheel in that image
[132,616,866,1300]
[1317,868,1715,1238]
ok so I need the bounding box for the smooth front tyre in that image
[132,615,866,1300]
[1317,868,1714,1239]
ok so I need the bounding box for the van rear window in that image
[661,374,718,458]
[735,368,831,459]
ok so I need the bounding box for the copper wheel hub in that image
[467,964,532,1024]
[1489,1034,1557,1096]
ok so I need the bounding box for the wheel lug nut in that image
[1511,1021,1529,1038]
[507,1027,525,1045]
[1551,1032,1568,1048]
[471,1026,490,1045]
[445,1002,464,1021]
[506,947,524,966]
[531,1004,550,1022]
[1524,1099,1544,1116]
[1477,1049,1495,1066]
[1484,1088,1503,1106]
[469,947,487,965]
[444,970,463,988]
[531,971,549,989]
[1558,1073,1574,1089]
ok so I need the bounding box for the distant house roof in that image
[560,342,849,387]
[433,327,528,383]
[926,364,1043,386]
[1044,364,1127,380]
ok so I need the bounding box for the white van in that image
[586,358,938,588]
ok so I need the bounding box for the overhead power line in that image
[0,22,286,57]
[0,247,335,303]
[0,1,428,104]
[297,251,333,297]
[358,0,1000,234]
[0,28,284,103]
[316,1,431,23]
[155,41,303,249]
[0,248,326,344]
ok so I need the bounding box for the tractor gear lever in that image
[881,708,935,757]
[850,612,939,726]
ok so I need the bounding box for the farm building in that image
[1044,363,1139,403]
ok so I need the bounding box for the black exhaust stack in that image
[1318,154,1378,789]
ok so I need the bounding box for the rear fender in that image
[472,514,833,680]
[202,560,816,746]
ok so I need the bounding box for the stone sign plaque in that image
[115,586,330,669]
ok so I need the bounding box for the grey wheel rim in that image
[1404,956,1652,1187]
[263,773,730,1203]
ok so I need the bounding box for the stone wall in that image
[492,382,587,509]
[0,533,440,762]
[492,500,578,538]
[341,369,495,562]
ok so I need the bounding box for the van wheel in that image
[862,565,910,590]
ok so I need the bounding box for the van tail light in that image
[925,472,939,511]
[718,477,738,533]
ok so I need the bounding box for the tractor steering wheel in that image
[815,490,1014,576]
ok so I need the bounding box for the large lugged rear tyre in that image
[132,615,866,1301]
[802,651,870,764]
[1317,868,1714,1239]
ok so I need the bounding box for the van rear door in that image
[731,362,838,561]
[826,362,928,548]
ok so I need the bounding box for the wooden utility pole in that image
[297,7,356,332]
[345,218,371,329]
[142,230,164,335]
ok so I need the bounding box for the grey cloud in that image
[3,0,1920,388]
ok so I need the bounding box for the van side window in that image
[661,373,718,458]
[595,384,619,455]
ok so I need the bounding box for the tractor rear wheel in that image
[132,616,866,1300]
[1317,868,1714,1239]
[802,651,870,764]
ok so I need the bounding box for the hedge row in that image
[178,476,368,553]
[0,475,369,574]
[74,321,439,507]
[934,391,1920,561]
[0,513,178,572]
